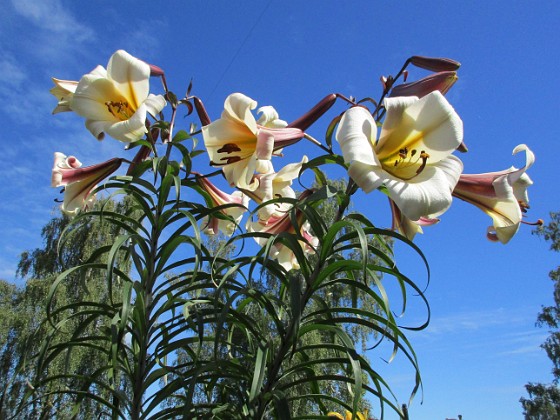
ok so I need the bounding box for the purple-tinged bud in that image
[287,93,337,131]
[193,96,211,126]
[148,63,165,77]
[390,71,458,98]
[409,56,461,72]
[127,145,153,175]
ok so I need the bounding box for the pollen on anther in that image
[218,143,242,154]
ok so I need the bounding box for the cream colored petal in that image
[52,102,73,114]
[347,161,385,193]
[376,95,418,149]
[335,106,378,166]
[223,93,258,133]
[255,130,275,160]
[50,78,78,97]
[494,219,521,244]
[144,94,167,117]
[104,104,149,143]
[275,156,308,183]
[202,118,255,163]
[208,194,248,236]
[72,76,124,121]
[89,65,108,78]
[106,50,150,109]
[52,152,83,187]
[257,105,288,128]
[62,180,97,215]
[222,155,258,191]
[52,153,68,187]
[85,119,110,140]
[255,159,273,174]
[387,155,463,221]
[275,246,299,271]
[507,144,535,187]
[378,92,463,164]
[512,173,533,204]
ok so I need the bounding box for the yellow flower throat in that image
[105,100,134,120]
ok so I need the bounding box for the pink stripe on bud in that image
[390,71,458,98]
[148,63,165,77]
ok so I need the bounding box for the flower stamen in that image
[217,143,242,154]
[105,100,134,120]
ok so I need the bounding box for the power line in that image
[209,0,273,99]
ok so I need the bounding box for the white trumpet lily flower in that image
[336,91,464,221]
[66,50,166,143]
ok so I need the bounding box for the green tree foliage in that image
[521,212,560,419]
[0,198,135,419]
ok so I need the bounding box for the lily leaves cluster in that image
[27,49,538,419]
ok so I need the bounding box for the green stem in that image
[130,169,166,419]
[255,180,355,418]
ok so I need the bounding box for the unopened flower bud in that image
[193,96,211,126]
[287,93,337,131]
[409,56,461,72]
[148,63,165,77]
[390,71,458,98]
[127,145,153,175]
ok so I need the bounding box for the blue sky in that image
[1,1,559,419]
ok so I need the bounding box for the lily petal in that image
[257,105,288,128]
[386,155,463,221]
[54,50,166,143]
[452,144,535,243]
[389,198,440,240]
[378,91,463,167]
[336,92,464,224]
[335,106,378,167]
[50,78,78,114]
[223,92,258,133]
[52,153,122,216]
[106,49,150,109]
[202,93,303,191]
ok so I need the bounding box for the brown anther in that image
[221,156,242,164]
[518,200,530,213]
[416,151,430,175]
[394,160,399,167]
[105,100,133,120]
[217,143,242,154]
[410,149,417,157]
[399,147,408,159]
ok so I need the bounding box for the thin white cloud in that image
[425,308,521,335]
[0,56,27,86]
[10,0,94,43]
